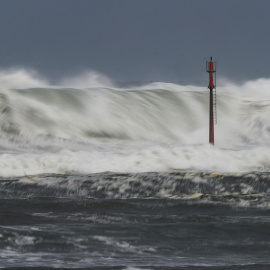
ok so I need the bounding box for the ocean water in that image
[0,70,270,269]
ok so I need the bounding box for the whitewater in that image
[0,69,270,176]
[1,69,270,269]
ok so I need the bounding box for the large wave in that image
[0,72,269,144]
[0,68,270,176]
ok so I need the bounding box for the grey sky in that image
[0,0,269,84]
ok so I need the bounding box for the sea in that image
[0,70,269,269]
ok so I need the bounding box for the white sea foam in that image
[93,235,155,254]
[0,69,269,176]
[14,236,36,246]
[1,143,270,177]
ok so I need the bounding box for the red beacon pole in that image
[206,57,217,145]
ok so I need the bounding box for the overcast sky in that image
[0,0,269,84]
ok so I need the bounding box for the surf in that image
[0,69,270,176]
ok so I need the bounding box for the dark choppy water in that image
[0,172,270,269]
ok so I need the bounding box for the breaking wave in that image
[0,172,269,209]
[0,69,270,175]
[1,78,270,144]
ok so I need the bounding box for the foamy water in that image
[0,69,270,269]
[0,69,270,176]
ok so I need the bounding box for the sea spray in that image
[0,69,270,175]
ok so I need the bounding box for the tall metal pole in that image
[209,87,214,145]
[207,57,216,145]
